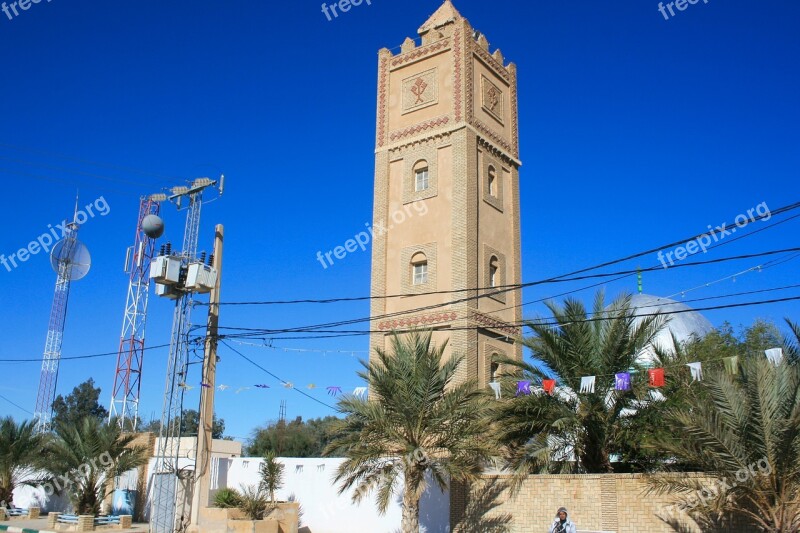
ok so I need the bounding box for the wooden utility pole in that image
[190,224,223,527]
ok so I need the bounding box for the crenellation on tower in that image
[370,1,523,391]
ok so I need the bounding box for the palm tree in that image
[648,354,800,532]
[43,417,148,515]
[784,318,800,363]
[258,451,284,503]
[492,291,668,483]
[0,417,47,507]
[324,331,495,533]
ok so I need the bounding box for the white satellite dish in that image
[50,238,91,281]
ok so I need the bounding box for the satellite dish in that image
[50,238,91,281]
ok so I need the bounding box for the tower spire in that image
[418,0,463,35]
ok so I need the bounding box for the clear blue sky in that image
[0,0,798,442]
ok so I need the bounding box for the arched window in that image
[489,256,499,287]
[490,360,499,382]
[411,252,428,285]
[488,165,497,197]
[414,160,430,192]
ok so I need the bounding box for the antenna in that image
[33,204,91,433]
[108,197,162,432]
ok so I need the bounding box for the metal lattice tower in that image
[150,178,219,533]
[33,221,79,434]
[108,198,161,431]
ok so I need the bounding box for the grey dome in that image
[623,294,714,362]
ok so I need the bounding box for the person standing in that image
[549,507,577,533]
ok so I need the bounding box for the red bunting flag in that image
[648,368,665,388]
[542,379,556,395]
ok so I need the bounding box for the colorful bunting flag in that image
[687,362,703,382]
[201,383,211,388]
[615,372,631,391]
[648,368,665,388]
[283,382,294,389]
[542,379,556,395]
[307,384,317,390]
[326,386,342,396]
[516,381,532,396]
[765,348,784,366]
[723,356,739,375]
[489,382,502,400]
[579,376,596,394]
[254,384,270,389]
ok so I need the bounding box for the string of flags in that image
[498,348,785,398]
[176,382,367,398]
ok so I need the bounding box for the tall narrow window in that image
[415,167,430,192]
[489,256,499,287]
[490,361,499,382]
[488,166,497,197]
[411,252,428,285]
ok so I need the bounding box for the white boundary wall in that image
[225,457,449,533]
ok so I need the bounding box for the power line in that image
[221,341,338,411]
[0,392,34,415]
[213,294,800,340]
[0,343,171,364]
[205,247,800,336]
[203,204,800,307]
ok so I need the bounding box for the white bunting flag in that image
[353,387,368,399]
[580,376,596,394]
[687,362,703,382]
[489,382,502,400]
[765,348,784,366]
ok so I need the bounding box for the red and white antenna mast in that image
[108,196,163,431]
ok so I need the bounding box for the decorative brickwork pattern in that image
[389,115,450,143]
[453,27,463,122]
[402,68,438,113]
[481,75,505,124]
[390,38,450,69]
[474,43,511,82]
[471,311,520,336]
[377,311,458,331]
[377,52,390,148]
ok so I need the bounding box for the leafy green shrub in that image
[213,487,242,509]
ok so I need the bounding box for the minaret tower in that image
[370,1,523,387]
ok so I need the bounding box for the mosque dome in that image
[625,293,715,361]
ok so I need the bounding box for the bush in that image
[237,485,271,521]
[213,488,242,509]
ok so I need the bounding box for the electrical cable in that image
[213,295,800,340]
[0,343,171,364]
[0,392,34,415]
[221,341,338,411]
[202,201,800,307]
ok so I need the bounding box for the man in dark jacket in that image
[548,506,577,533]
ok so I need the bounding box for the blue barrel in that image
[111,489,136,516]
